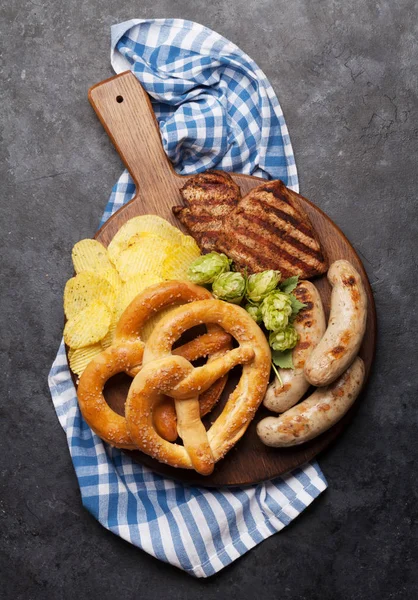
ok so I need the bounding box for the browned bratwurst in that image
[257,356,365,447]
[264,281,326,413]
[304,260,367,387]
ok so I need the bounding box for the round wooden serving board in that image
[85,71,376,487]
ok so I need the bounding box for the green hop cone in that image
[246,270,281,303]
[245,303,262,324]
[261,290,292,331]
[187,252,231,285]
[269,325,299,352]
[212,272,246,304]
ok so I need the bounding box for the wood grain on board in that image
[85,71,376,487]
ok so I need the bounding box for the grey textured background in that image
[1,1,417,598]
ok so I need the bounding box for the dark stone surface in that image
[1,1,417,598]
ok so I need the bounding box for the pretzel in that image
[154,329,231,441]
[116,281,231,439]
[125,299,271,475]
[77,282,231,448]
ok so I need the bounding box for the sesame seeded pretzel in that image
[125,299,271,475]
[77,282,231,448]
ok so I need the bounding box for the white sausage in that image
[264,281,326,413]
[257,356,365,447]
[304,260,367,387]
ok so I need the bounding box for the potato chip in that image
[69,343,103,376]
[114,272,164,322]
[107,215,184,265]
[63,272,117,320]
[100,313,118,349]
[64,301,111,349]
[72,238,121,291]
[181,235,201,251]
[126,231,155,248]
[140,306,175,342]
[72,239,113,274]
[100,266,122,293]
[114,236,171,281]
[161,242,201,281]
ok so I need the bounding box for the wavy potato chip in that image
[102,273,164,348]
[100,313,118,349]
[114,236,172,281]
[72,239,113,273]
[114,272,164,322]
[68,343,103,376]
[181,235,201,250]
[161,242,201,281]
[126,231,155,248]
[63,272,117,320]
[64,215,196,354]
[140,306,175,342]
[100,266,122,293]
[72,239,121,291]
[107,215,184,265]
[64,301,111,349]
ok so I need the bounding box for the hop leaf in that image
[272,349,294,369]
[279,276,299,294]
[289,294,307,316]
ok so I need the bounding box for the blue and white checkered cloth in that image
[49,19,327,578]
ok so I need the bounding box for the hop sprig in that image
[260,290,293,331]
[212,271,247,304]
[269,325,299,352]
[187,252,231,285]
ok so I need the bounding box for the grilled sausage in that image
[257,356,365,447]
[264,281,326,413]
[304,260,367,387]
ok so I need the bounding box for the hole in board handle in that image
[116,95,124,103]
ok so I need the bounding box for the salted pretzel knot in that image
[115,280,231,440]
[125,299,271,475]
[77,282,231,448]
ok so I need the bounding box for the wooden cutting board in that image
[87,71,376,487]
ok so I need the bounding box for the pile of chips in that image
[63,215,201,376]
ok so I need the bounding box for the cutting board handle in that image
[88,71,178,201]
